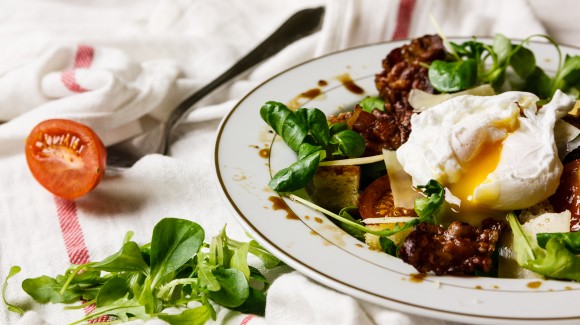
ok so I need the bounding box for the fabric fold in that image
[0,0,564,324]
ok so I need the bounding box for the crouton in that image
[310,165,360,213]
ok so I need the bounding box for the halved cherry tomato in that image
[359,175,416,219]
[25,119,107,200]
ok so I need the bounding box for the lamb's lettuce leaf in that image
[507,213,580,281]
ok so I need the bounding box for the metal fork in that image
[106,6,325,168]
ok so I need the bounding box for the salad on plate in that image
[259,34,580,281]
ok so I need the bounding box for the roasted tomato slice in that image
[25,119,107,200]
[359,175,416,219]
[550,159,580,231]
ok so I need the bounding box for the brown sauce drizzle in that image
[302,88,321,99]
[409,273,426,283]
[258,148,270,158]
[269,196,299,219]
[288,87,323,110]
[318,79,328,87]
[232,174,247,181]
[474,285,482,290]
[336,73,364,95]
[314,217,323,223]
[527,281,542,289]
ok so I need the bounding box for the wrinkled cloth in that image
[0,0,562,324]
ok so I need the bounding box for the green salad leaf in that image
[91,241,149,274]
[429,33,580,99]
[507,213,580,281]
[5,218,281,324]
[330,130,366,158]
[2,266,24,315]
[428,59,477,92]
[149,218,205,288]
[336,207,367,242]
[268,150,321,192]
[510,46,536,78]
[379,237,398,256]
[260,101,366,192]
[536,232,580,254]
[359,96,385,112]
[260,101,308,151]
[414,179,446,224]
[158,304,212,325]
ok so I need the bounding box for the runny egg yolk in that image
[449,139,505,203]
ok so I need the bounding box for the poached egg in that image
[396,90,575,210]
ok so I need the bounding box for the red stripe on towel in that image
[85,304,109,323]
[392,0,417,40]
[73,45,95,69]
[61,70,88,93]
[60,45,94,93]
[55,197,108,322]
[55,197,90,265]
[240,314,255,325]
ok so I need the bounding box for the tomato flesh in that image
[25,119,107,200]
[359,175,416,219]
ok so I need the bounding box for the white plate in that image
[213,38,580,324]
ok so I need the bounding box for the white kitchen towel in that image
[0,0,556,324]
[0,44,184,154]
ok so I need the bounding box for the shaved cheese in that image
[569,99,580,116]
[554,120,580,160]
[409,84,495,112]
[318,155,383,166]
[382,149,421,209]
[362,216,418,224]
[521,210,572,236]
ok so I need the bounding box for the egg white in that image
[397,90,575,211]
